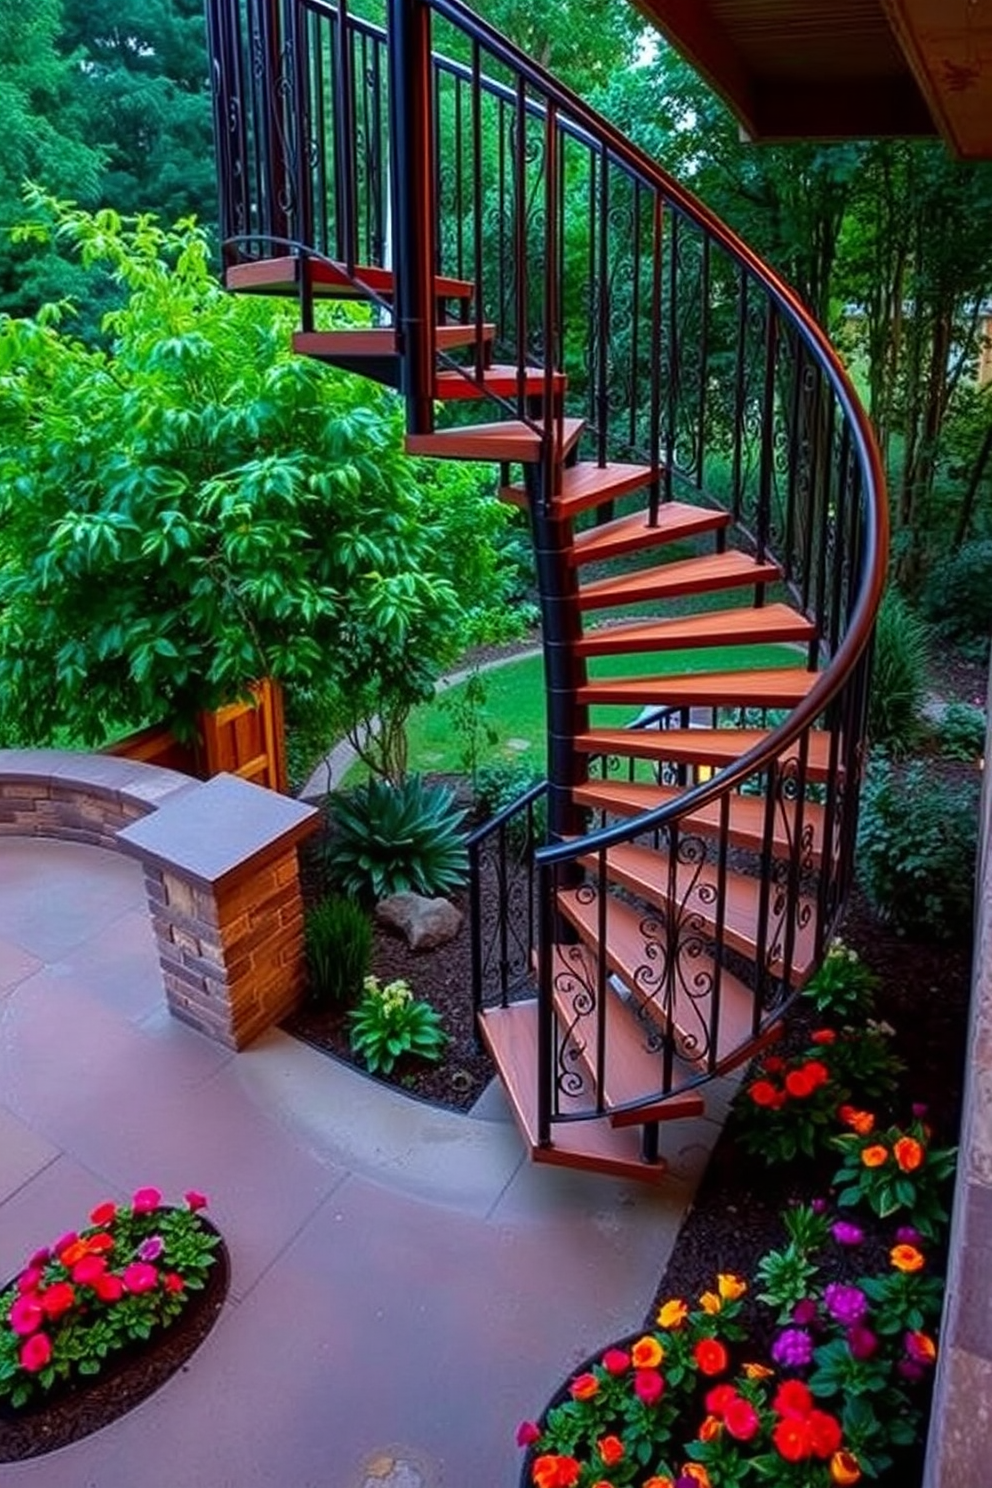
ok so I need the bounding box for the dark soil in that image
[0,1228,230,1463]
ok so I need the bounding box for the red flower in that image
[763,1056,786,1074]
[633,1368,664,1405]
[704,1383,738,1418]
[122,1262,159,1295]
[532,1456,580,1488]
[724,1396,761,1442]
[810,1029,837,1044]
[602,1348,630,1375]
[184,1190,208,1212]
[163,1272,186,1295]
[569,1372,599,1401]
[90,1201,117,1227]
[774,1379,813,1418]
[72,1255,108,1287]
[598,1436,625,1466]
[693,1339,729,1376]
[804,1061,830,1090]
[808,1410,843,1460]
[94,1273,125,1303]
[59,1240,88,1268]
[40,1283,76,1320]
[86,1233,115,1255]
[774,1415,814,1462]
[785,1067,816,1098]
[28,1248,50,1270]
[131,1187,162,1215]
[19,1333,52,1373]
[516,1421,542,1447]
[9,1295,44,1336]
[749,1080,780,1107]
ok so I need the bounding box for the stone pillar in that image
[118,773,319,1049]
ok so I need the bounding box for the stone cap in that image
[0,747,197,813]
[116,772,319,889]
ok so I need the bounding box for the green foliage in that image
[921,540,992,659]
[733,1050,842,1164]
[755,1243,820,1323]
[304,896,372,1009]
[832,1116,957,1240]
[825,1026,904,1105]
[867,589,930,753]
[474,760,548,850]
[327,775,468,903]
[857,754,979,940]
[348,975,447,1075]
[438,669,499,790]
[804,940,880,1022]
[938,701,987,761]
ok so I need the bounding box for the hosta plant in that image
[0,1187,219,1409]
[326,774,468,903]
[832,1110,957,1240]
[348,975,448,1075]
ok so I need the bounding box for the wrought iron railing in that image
[206,0,889,1145]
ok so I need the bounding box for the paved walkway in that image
[0,838,733,1488]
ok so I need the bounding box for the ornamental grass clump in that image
[0,1187,218,1409]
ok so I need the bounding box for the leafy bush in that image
[804,940,879,1022]
[348,975,447,1074]
[857,754,979,940]
[921,539,992,658]
[867,589,930,753]
[304,896,372,1008]
[326,775,468,902]
[938,701,987,761]
[475,760,547,850]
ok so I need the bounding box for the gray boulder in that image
[375,892,463,951]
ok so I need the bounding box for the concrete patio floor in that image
[0,838,734,1488]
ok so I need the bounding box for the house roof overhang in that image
[634,0,992,159]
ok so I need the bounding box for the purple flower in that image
[911,1103,929,1119]
[831,1221,864,1247]
[792,1298,819,1327]
[810,1198,829,1215]
[847,1324,878,1361]
[28,1248,51,1270]
[824,1283,868,1326]
[137,1236,164,1263]
[896,1225,921,1246]
[898,1358,926,1383]
[772,1328,814,1368]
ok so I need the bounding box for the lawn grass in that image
[340,641,804,784]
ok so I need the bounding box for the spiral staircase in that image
[206,0,888,1182]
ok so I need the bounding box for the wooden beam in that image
[631,0,760,138]
[881,0,992,159]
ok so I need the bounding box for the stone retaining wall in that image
[0,750,317,1050]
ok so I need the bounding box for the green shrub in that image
[938,701,987,761]
[867,589,930,753]
[348,975,447,1074]
[304,896,372,1008]
[921,540,992,658]
[326,774,468,902]
[804,939,879,1021]
[856,754,979,940]
[474,760,547,850]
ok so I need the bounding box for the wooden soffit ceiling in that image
[636,0,992,159]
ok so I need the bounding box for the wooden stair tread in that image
[293,324,494,357]
[572,780,825,862]
[226,255,473,300]
[578,666,818,708]
[574,725,835,780]
[569,504,729,567]
[577,840,817,982]
[406,417,585,463]
[578,551,781,610]
[549,944,705,1125]
[575,603,816,655]
[502,461,655,516]
[434,364,566,399]
[477,1000,670,1182]
[556,891,766,1072]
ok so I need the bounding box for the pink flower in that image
[602,1348,630,1375]
[52,1232,78,1258]
[90,1201,117,1227]
[911,1103,928,1119]
[633,1368,664,1406]
[896,1226,922,1246]
[847,1324,878,1361]
[122,1262,159,1294]
[72,1255,108,1287]
[9,1295,44,1336]
[138,1237,164,1263]
[17,1268,44,1294]
[516,1421,542,1447]
[20,1333,52,1373]
[28,1248,51,1270]
[184,1190,208,1212]
[131,1187,162,1215]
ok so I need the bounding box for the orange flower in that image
[699,1291,722,1314]
[58,1240,88,1268]
[643,1479,675,1488]
[743,1361,775,1380]
[906,1330,937,1364]
[717,1273,747,1301]
[698,1415,723,1442]
[838,1105,875,1136]
[861,1144,888,1168]
[693,1338,729,1376]
[680,1465,712,1488]
[533,1456,580,1488]
[569,1372,599,1401]
[830,1451,862,1486]
[597,1435,624,1466]
[894,1137,924,1172]
[631,1335,664,1369]
[891,1244,925,1273]
[657,1299,688,1330]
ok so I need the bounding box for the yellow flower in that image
[742,1361,775,1380]
[699,1291,722,1314]
[717,1273,747,1301]
[656,1298,688,1330]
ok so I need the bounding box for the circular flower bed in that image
[0,1186,227,1461]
